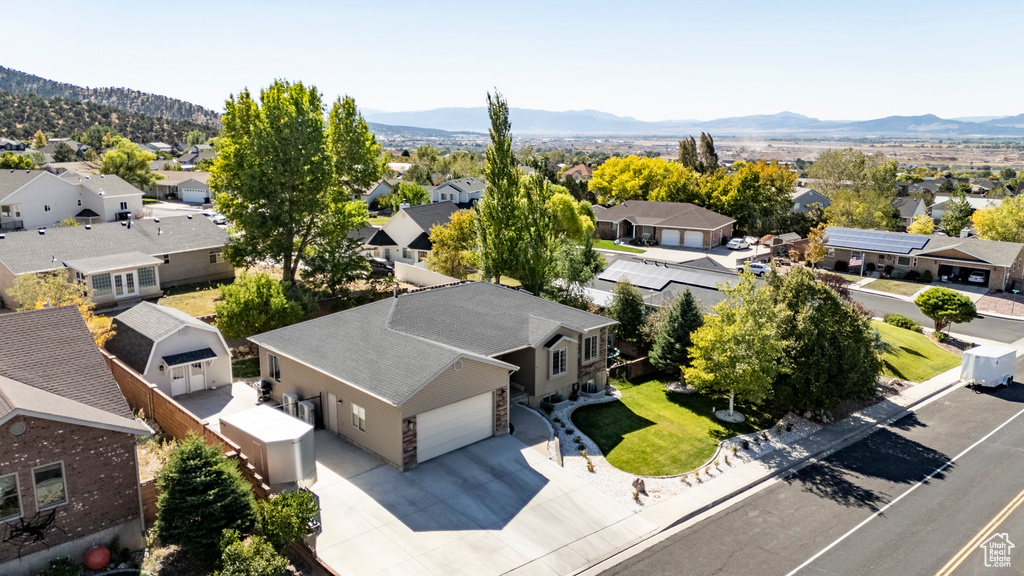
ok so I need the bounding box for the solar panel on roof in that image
[598,260,728,291]
[825,228,928,255]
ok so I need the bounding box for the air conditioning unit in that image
[297,401,315,426]
[282,393,299,416]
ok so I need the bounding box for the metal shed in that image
[219,405,317,491]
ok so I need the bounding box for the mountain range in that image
[363,108,1024,137]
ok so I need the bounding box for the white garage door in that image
[417,392,494,463]
[661,229,680,246]
[683,231,704,248]
[182,188,208,204]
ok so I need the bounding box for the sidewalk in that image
[574,334,1024,575]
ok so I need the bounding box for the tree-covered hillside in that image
[0,92,220,143]
[0,67,221,126]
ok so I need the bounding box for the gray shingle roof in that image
[0,169,42,199]
[106,302,217,374]
[0,376,148,435]
[64,252,162,275]
[0,306,136,421]
[434,178,485,196]
[70,174,144,198]
[825,226,1024,267]
[0,215,228,274]
[595,200,735,230]
[251,282,614,405]
[400,201,460,232]
[893,197,923,219]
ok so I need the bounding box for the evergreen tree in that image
[155,436,256,558]
[607,279,647,343]
[476,91,522,284]
[649,289,704,376]
[52,142,76,162]
[941,189,974,237]
[698,132,719,174]
[678,136,699,171]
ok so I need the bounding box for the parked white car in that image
[736,262,771,276]
[967,271,986,284]
[726,238,750,250]
[202,211,227,225]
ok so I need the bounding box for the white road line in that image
[784,404,1024,576]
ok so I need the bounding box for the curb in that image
[572,377,964,575]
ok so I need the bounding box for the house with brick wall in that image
[0,306,150,575]
[249,282,615,471]
[595,200,735,249]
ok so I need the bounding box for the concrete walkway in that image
[577,335,1024,575]
[510,403,552,459]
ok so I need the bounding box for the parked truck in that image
[960,345,1016,388]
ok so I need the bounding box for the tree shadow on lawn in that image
[883,359,908,381]
[898,345,926,358]
[571,401,657,456]
[770,427,953,511]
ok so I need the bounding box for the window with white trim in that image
[77,199,81,206]
[352,404,366,432]
[0,473,20,521]
[209,248,224,264]
[268,354,281,382]
[33,462,67,510]
[583,335,599,362]
[826,247,835,257]
[161,254,170,264]
[92,272,112,297]
[897,256,911,266]
[43,204,51,212]
[551,348,567,377]
[402,248,411,260]
[138,266,157,287]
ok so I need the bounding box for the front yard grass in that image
[872,321,960,382]
[368,216,391,226]
[466,273,522,287]
[572,376,777,476]
[864,278,926,297]
[593,239,646,254]
[157,282,222,317]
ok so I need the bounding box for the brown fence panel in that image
[140,479,159,525]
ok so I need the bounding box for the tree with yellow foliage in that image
[973,196,1024,243]
[906,214,935,235]
[7,272,115,346]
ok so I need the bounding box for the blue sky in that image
[4,1,1022,121]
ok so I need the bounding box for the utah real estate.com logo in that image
[980,533,1014,568]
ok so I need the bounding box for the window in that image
[32,463,66,510]
[43,204,51,212]
[209,248,224,264]
[440,193,447,201]
[1,205,20,218]
[583,335,599,362]
[161,254,170,264]
[417,251,426,262]
[912,257,918,267]
[91,272,112,297]
[77,199,81,206]
[74,271,86,284]
[119,201,128,211]
[138,266,156,287]
[551,348,567,377]
[826,247,835,257]
[352,404,366,432]
[581,379,599,394]
[268,354,281,382]
[402,248,411,260]
[0,473,20,521]
[896,256,910,266]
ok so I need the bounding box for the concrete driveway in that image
[310,432,656,575]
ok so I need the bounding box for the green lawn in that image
[142,197,161,205]
[157,282,223,317]
[831,272,866,283]
[864,278,925,297]
[572,376,776,476]
[466,273,522,287]
[593,239,646,254]
[368,216,391,226]
[873,321,960,382]
[233,357,260,379]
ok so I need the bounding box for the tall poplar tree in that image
[476,91,522,284]
[678,136,699,171]
[698,132,719,174]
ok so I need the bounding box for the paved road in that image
[602,378,1024,576]
[852,291,1024,344]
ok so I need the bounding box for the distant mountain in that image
[0,67,221,127]
[363,108,1024,137]
[949,115,1010,122]
[0,91,220,143]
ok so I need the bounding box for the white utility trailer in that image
[960,345,1016,388]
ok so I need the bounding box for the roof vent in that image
[120,221,127,226]
[37,228,45,235]
[186,214,192,219]
[154,218,160,223]
[84,225,91,230]
[0,234,5,240]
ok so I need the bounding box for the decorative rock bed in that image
[543,386,821,512]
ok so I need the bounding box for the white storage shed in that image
[219,405,317,491]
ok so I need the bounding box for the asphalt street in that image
[851,292,1023,344]
[601,376,1024,576]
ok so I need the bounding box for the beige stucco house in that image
[250,282,615,471]
[595,200,735,248]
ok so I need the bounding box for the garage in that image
[417,392,494,463]
[661,229,680,246]
[181,188,209,204]
[683,230,704,248]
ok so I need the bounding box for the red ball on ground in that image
[85,545,110,570]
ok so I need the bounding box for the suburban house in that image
[176,147,215,170]
[0,215,234,308]
[0,170,143,231]
[360,201,461,266]
[930,195,1003,221]
[791,186,830,213]
[430,177,485,206]
[37,139,88,160]
[105,302,232,398]
[0,306,150,574]
[821,226,1024,290]
[360,179,396,206]
[145,170,211,203]
[893,196,927,226]
[0,138,26,152]
[595,200,735,248]
[561,164,594,182]
[250,281,615,470]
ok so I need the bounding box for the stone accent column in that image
[494,387,509,435]
[401,417,417,469]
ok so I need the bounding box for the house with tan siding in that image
[595,200,735,248]
[249,282,615,471]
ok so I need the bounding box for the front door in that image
[188,362,206,393]
[327,393,339,433]
[170,366,187,396]
[113,271,138,299]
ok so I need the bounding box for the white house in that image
[930,195,1003,221]
[430,178,485,205]
[361,201,461,266]
[360,179,396,206]
[0,170,143,231]
[104,301,233,397]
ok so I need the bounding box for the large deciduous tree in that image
[476,91,522,285]
[973,195,1024,242]
[906,214,935,235]
[914,286,976,334]
[678,136,699,171]
[328,95,386,197]
[214,272,309,338]
[0,152,36,169]
[100,137,158,188]
[588,156,698,205]
[8,272,115,346]
[426,208,479,279]
[810,148,900,230]
[697,132,719,174]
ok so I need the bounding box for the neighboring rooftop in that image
[152,170,210,186]
[401,201,461,231]
[595,200,735,230]
[824,226,1024,266]
[106,301,216,374]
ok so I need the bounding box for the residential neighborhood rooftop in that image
[596,200,736,230]
[825,226,1024,267]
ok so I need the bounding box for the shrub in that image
[906,270,920,281]
[834,260,849,273]
[256,489,320,552]
[215,272,309,339]
[883,264,894,277]
[36,557,81,576]
[884,314,923,333]
[865,262,876,273]
[920,270,933,283]
[215,530,287,576]
[935,331,949,342]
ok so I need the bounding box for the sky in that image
[4,0,1023,122]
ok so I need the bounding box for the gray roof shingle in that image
[106,302,217,373]
[825,226,1024,267]
[595,200,735,230]
[401,201,461,232]
[0,215,228,274]
[0,169,42,199]
[0,376,148,434]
